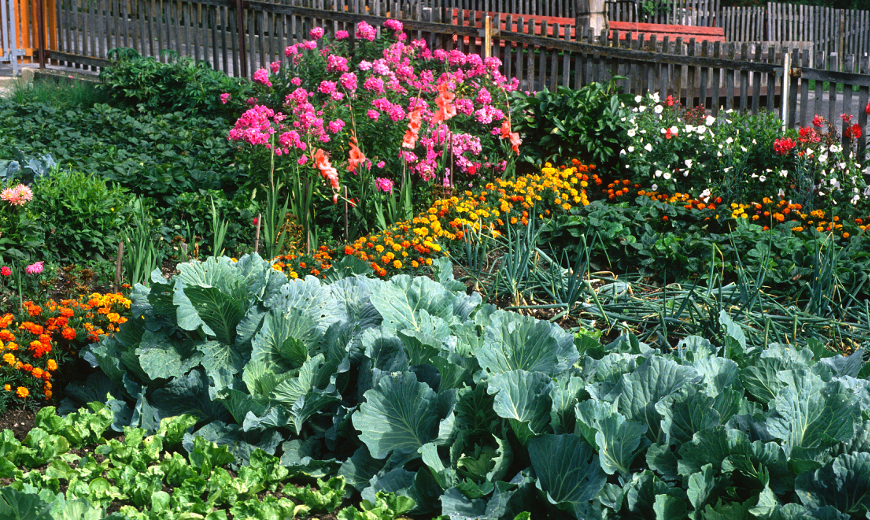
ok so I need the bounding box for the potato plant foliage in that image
[44,253,870,519]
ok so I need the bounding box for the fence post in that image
[484,15,491,59]
[35,0,46,68]
[235,0,248,77]
[781,51,789,132]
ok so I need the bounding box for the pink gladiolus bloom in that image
[499,119,522,155]
[347,135,367,172]
[432,83,456,125]
[403,108,423,149]
[220,93,230,104]
[376,178,395,193]
[313,149,340,193]
[25,261,43,275]
[0,266,10,277]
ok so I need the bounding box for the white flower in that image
[819,153,828,164]
[635,95,643,103]
[621,117,627,122]
[640,130,647,134]
[852,194,860,205]
[724,166,732,173]
[699,189,711,201]
[627,146,635,153]
[682,171,689,177]
[752,139,757,144]
[685,159,693,169]
[655,170,663,177]
[669,126,679,134]
[652,92,661,103]
[654,104,664,114]
[726,137,733,144]
[831,178,841,189]
[697,126,707,134]
[699,135,706,141]
[779,170,789,177]
[651,184,658,191]
[705,115,715,126]
[663,172,672,180]
[741,146,747,152]
[661,128,667,134]
[620,149,627,156]
[639,105,646,112]
[717,151,722,157]
[726,109,734,114]
[778,188,785,198]
[839,162,847,169]
[628,129,636,137]
[644,143,653,152]
[685,125,695,133]
[829,144,841,153]
[759,175,767,182]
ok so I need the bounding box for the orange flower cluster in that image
[270,160,594,279]
[0,292,131,410]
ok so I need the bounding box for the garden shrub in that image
[510,78,636,172]
[98,48,256,120]
[0,182,44,263]
[31,168,135,264]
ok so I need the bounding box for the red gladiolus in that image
[774,137,797,155]
[347,134,366,172]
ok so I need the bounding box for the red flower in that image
[866,100,870,115]
[812,115,822,127]
[0,266,9,277]
[845,123,862,139]
[252,217,259,226]
[841,113,853,123]
[774,137,797,155]
[666,95,674,106]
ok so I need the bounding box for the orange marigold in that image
[16,387,28,398]
[62,328,76,340]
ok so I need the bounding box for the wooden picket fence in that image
[34,0,870,148]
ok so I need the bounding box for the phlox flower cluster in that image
[229,19,521,238]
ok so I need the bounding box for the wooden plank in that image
[220,4,230,73]
[827,54,837,124]
[842,55,854,139]
[751,42,761,114]
[798,49,809,127]
[46,48,112,67]
[647,34,658,96]
[661,36,671,102]
[724,42,734,111]
[561,23,570,87]
[686,38,696,106]
[787,49,798,128]
[739,42,748,111]
[673,36,683,106]
[857,85,868,156]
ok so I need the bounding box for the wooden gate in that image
[0,0,56,66]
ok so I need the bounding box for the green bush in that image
[98,48,256,120]
[31,168,135,263]
[511,78,636,171]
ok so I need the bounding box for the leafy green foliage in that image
[30,168,134,263]
[98,48,256,120]
[64,261,870,518]
[511,78,636,170]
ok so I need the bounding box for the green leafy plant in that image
[31,168,134,264]
[511,78,636,170]
[121,198,161,287]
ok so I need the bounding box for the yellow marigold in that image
[16,387,28,398]
[32,367,44,379]
[3,353,14,365]
[3,384,9,391]
[47,359,58,371]
[393,260,402,269]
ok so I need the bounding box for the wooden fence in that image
[37,0,870,149]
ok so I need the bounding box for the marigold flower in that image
[47,359,58,371]
[16,387,28,398]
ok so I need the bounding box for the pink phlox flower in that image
[363,77,385,93]
[310,27,324,40]
[383,19,403,32]
[252,68,272,87]
[270,61,281,74]
[298,154,308,165]
[476,88,492,105]
[447,50,466,67]
[285,45,299,57]
[375,178,395,193]
[358,60,373,71]
[376,161,386,168]
[25,261,43,275]
[327,119,346,133]
[220,93,230,104]
[302,40,317,51]
[355,21,377,41]
[335,30,350,39]
[246,97,258,105]
[278,130,306,150]
[318,81,337,95]
[327,55,349,73]
[372,61,391,76]
[339,73,358,91]
[454,98,474,116]
[433,49,448,61]
[367,110,380,121]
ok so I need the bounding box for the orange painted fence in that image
[0,0,57,63]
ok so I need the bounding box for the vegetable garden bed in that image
[2,18,870,520]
